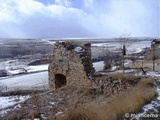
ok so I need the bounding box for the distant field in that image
[0,38,152,62]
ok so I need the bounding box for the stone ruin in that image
[48,41,95,89]
[48,40,141,96]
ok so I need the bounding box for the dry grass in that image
[98,78,156,120]
[61,108,101,120]
[61,77,157,120]
[0,90,45,96]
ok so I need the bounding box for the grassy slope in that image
[61,77,157,120]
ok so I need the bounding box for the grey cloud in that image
[0,0,159,38]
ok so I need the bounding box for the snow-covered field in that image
[3,60,49,75]
[92,41,151,54]
[0,60,49,92]
[0,71,48,92]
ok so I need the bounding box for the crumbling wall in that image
[94,75,140,95]
[49,41,95,89]
[145,46,160,60]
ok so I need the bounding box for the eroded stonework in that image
[48,41,95,89]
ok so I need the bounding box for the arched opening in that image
[55,74,66,89]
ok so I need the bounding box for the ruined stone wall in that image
[49,41,95,89]
[94,75,140,95]
[145,47,160,60]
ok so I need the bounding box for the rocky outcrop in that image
[48,41,95,89]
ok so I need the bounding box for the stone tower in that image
[48,41,95,89]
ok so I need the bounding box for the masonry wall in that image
[48,41,95,89]
[146,44,160,60]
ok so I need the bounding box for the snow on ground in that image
[91,43,110,47]
[147,71,160,77]
[100,69,135,75]
[124,60,133,67]
[110,66,118,71]
[4,59,49,75]
[0,95,30,109]
[27,64,48,73]
[55,111,63,116]
[0,62,5,70]
[6,66,27,75]
[93,61,104,71]
[0,71,48,92]
[128,41,151,54]
[131,71,160,120]
[42,39,56,45]
[0,95,30,117]
[4,60,28,75]
[74,47,83,52]
[91,41,151,54]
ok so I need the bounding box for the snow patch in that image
[91,43,110,47]
[110,66,118,71]
[49,102,55,105]
[147,71,160,77]
[27,64,49,73]
[0,95,30,109]
[55,111,63,116]
[74,47,82,52]
[93,61,104,71]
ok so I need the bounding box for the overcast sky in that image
[0,0,159,38]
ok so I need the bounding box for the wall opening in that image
[55,74,66,89]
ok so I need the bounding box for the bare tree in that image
[119,33,135,70]
[103,52,121,70]
[119,32,133,50]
